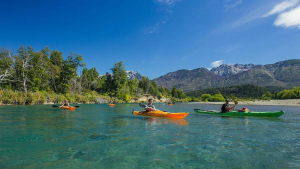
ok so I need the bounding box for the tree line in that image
[186,84,270,99]
[0,45,187,103]
[186,84,299,101]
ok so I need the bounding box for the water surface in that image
[0,103,299,168]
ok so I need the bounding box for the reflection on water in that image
[146,117,188,126]
[0,104,299,169]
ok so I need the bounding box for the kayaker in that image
[62,100,70,107]
[221,99,235,113]
[145,99,156,112]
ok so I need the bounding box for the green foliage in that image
[261,92,274,100]
[139,76,151,94]
[0,45,181,104]
[201,94,212,101]
[210,93,225,102]
[186,84,270,99]
[276,87,300,99]
[121,94,132,103]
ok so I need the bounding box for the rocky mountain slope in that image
[210,64,257,76]
[154,68,224,92]
[154,59,300,92]
[126,71,143,81]
[100,71,143,81]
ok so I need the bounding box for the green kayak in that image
[194,109,284,117]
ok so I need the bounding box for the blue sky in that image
[1,0,300,79]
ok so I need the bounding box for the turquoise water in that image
[0,103,300,169]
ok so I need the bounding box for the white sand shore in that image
[198,99,300,107]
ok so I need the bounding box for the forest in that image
[185,84,300,101]
[0,46,186,105]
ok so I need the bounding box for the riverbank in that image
[198,99,300,107]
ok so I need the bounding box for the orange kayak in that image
[132,110,188,119]
[168,103,173,106]
[59,106,75,110]
[108,104,115,107]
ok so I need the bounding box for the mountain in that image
[210,64,258,76]
[99,71,143,81]
[126,71,143,81]
[154,68,224,92]
[154,59,300,92]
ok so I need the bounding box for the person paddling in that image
[221,99,235,113]
[62,100,70,107]
[145,99,156,112]
[109,100,114,104]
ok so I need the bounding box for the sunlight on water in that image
[0,103,299,168]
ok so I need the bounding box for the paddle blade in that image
[139,103,146,108]
[74,106,80,107]
[234,100,238,105]
[52,105,59,107]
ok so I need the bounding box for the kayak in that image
[132,110,188,119]
[108,104,115,107]
[168,103,173,106]
[194,109,284,117]
[59,106,75,110]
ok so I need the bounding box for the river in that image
[0,103,299,168]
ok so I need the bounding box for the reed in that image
[0,89,109,105]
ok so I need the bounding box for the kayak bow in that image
[194,109,284,117]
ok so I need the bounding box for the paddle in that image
[232,100,238,110]
[52,105,80,108]
[139,103,166,112]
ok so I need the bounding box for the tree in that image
[59,52,85,93]
[139,76,150,94]
[128,78,139,96]
[150,80,159,96]
[60,52,85,93]
[201,94,212,102]
[111,61,128,97]
[49,50,64,92]
[14,45,33,92]
[210,93,225,102]
[0,48,14,85]
[172,87,178,98]
[28,47,51,91]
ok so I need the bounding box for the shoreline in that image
[197,99,300,107]
[1,99,300,106]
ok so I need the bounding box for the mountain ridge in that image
[153,59,300,92]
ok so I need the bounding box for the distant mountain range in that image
[210,64,257,76]
[126,71,143,81]
[100,71,143,81]
[153,59,300,92]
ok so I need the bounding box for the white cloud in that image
[262,0,299,17]
[155,0,180,6]
[224,0,243,11]
[274,5,300,28]
[225,45,240,53]
[211,60,223,68]
[145,23,160,34]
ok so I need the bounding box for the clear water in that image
[0,103,300,169]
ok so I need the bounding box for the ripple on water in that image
[0,104,300,168]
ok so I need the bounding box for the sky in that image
[0,0,300,79]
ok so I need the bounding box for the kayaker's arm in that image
[225,105,236,111]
